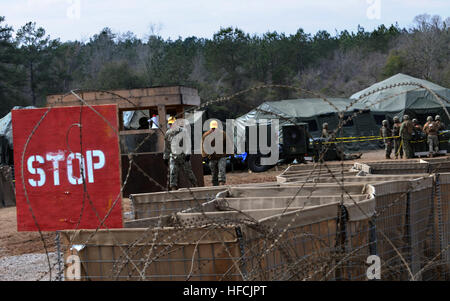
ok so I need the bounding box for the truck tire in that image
[247,154,273,173]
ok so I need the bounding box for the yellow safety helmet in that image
[210,120,218,129]
[168,116,176,125]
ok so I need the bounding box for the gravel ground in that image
[0,252,60,281]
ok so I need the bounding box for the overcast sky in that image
[1,0,449,41]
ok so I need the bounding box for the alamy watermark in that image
[67,0,81,20]
[66,254,81,280]
[168,117,280,166]
[366,0,381,20]
[366,255,381,280]
[27,0,81,20]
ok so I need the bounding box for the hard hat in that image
[393,116,399,122]
[427,116,433,122]
[382,120,388,126]
[435,115,441,120]
[412,118,418,123]
[403,115,409,121]
[323,122,328,128]
[210,120,218,129]
[168,116,176,124]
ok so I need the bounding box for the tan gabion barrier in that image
[59,163,450,281]
[61,193,376,281]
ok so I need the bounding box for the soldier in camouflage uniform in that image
[164,117,198,190]
[202,120,232,186]
[424,116,439,157]
[392,116,403,159]
[435,115,446,130]
[379,120,393,159]
[412,119,423,134]
[400,115,414,159]
[320,122,345,160]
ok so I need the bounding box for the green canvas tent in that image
[235,74,450,152]
[0,106,36,165]
[235,98,380,152]
[350,73,450,126]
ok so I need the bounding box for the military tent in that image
[234,98,379,152]
[350,73,450,126]
[235,74,450,152]
[0,106,36,165]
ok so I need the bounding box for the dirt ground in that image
[0,149,397,259]
[0,207,56,258]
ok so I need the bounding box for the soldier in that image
[164,117,198,190]
[321,123,332,139]
[424,116,439,157]
[379,120,393,159]
[320,122,345,160]
[201,120,232,186]
[435,115,446,130]
[400,115,414,159]
[392,116,403,159]
[412,118,423,143]
[412,118,422,133]
[138,117,149,129]
[423,116,434,132]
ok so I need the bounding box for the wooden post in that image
[118,110,124,131]
[157,105,167,152]
[158,104,167,133]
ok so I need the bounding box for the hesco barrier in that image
[130,182,282,220]
[170,194,375,281]
[365,177,438,280]
[276,163,357,183]
[130,184,365,220]
[130,187,227,220]
[59,162,450,281]
[353,159,450,175]
[436,173,450,277]
[124,194,370,228]
[61,192,376,281]
[60,227,243,281]
[297,174,430,184]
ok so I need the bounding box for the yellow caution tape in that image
[334,131,447,141]
[321,135,449,145]
[322,137,385,144]
[336,135,382,140]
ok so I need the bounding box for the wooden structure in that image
[47,86,204,196]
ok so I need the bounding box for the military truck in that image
[244,122,313,172]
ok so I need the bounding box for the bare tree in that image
[393,14,450,80]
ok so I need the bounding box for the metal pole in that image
[55,231,63,281]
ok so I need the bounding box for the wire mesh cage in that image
[58,169,450,281]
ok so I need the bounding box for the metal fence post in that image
[235,226,247,280]
[55,231,63,281]
[435,174,447,280]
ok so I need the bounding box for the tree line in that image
[0,14,448,119]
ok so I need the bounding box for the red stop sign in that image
[12,105,123,231]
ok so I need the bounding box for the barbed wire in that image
[12,80,450,281]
